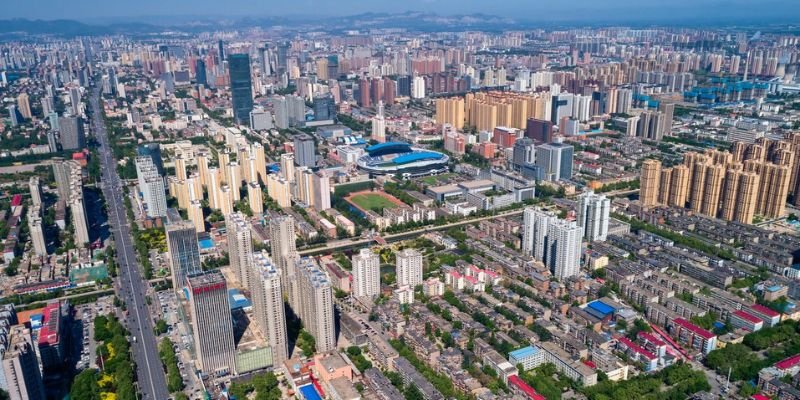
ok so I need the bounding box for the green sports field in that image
[349,193,400,212]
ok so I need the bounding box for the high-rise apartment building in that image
[247,182,263,214]
[293,134,316,168]
[352,248,380,298]
[269,216,298,306]
[27,206,46,256]
[250,251,288,364]
[165,209,202,291]
[187,272,236,376]
[28,177,41,207]
[58,116,85,150]
[2,325,45,400]
[16,94,31,120]
[435,97,465,130]
[372,102,387,143]
[229,54,254,124]
[312,171,331,211]
[135,156,167,218]
[546,219,583,280]
[522,207,582,280]
[226,212,253,290]
[266,174,291,208]
[639,159,661,207]
[296,257,336,352]
[575,191,610,242]
[396,249,423,287]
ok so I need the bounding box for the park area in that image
[345,190,405,213]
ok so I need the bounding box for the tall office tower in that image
[276,42,290,76]
[434,97,465,130]
[352,248,380,298]
[195,59,208,86]
[219,185,234,216]
[293,134,316,168]
[658,102,675,137]
[358,78,371,108]
[535,143,574,181]
[137,143,165,176]
[135,156,168,218]
[296,257,336,352]
[522,207,556,261]
[188,200,205,233]
[371,102,387,143]
[217,39,225,61]
[27,206,46,256]
[174,155,187,181]
[546,219,583,280]
[639,159,661,206]
[313,95,336,121]
[689,159,709,213]
[512,138,536,170]
[251,143,267,183]
[269,216,298,306]
[250,251,288,364]
[700,164,725,217]
[657,167,673,205]
[312,172,331,211]
[2,325,45,400]
[165,208,202,291]
[7,105,19,127]
[396,249,423,287]
[16,93,31,119]
[227,162,241,201]
[734,171,760,223]
[226,212,253,290]
[576,191,610,242]
[229,54,254,124]
[668,165,690,208]
[28,177,41,207]
[247,182,263,214]
[266,174,291,208]
[187,272,236,376]
[280,153,296,183]
[41,95,55,115]
[69,87,81,115]
[58,116,85,150]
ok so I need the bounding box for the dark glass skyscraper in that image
[218,40,225,61]
[195,59,207,86]
[229,54,254,124]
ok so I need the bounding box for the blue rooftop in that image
[199,238,215,250]
[366,142,412,156]
[299,385,322,400]
[767,285,783,292]
[587,300,615,316]
[509,346,539,360]
[393,151,444,165]
[228,289,252,310]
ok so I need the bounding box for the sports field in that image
[345,190,406,212]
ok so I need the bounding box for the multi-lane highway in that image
[89,85,169,400]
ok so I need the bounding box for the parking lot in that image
[155,289,208,399]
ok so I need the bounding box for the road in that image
[89,85,169,400]
[298,208,526,256]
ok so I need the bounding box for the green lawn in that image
[421,173,452,185]
[350,194,399,212]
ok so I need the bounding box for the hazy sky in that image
[6,0,800,22]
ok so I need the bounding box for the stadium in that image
[356,142,449,177]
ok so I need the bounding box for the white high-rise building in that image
[371,101,386,143]
[412,75,426,99]
[250,251,288,364]
[522,206,582,280]
[28,177,41,207]
[226,212,253,289]
[396,249,423,287]
[576,191,610,242]
[352,248,380,298]
[296,257,336,352]
[135,156,167,218]
[312,171,331,211]
[2,325,45,400]
[547,219,583,280]
[522,207,556,261]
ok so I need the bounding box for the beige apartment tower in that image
[639,159,661,207]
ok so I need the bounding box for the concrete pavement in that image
[90,85,169,400]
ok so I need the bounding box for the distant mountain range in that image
[1,12,798,38]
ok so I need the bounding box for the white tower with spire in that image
[372,101,386,143]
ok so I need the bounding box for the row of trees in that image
[158,338,184,393]
[71,315,137,400]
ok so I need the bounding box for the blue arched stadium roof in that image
[393,151,445,165]
[366,142,412,156]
